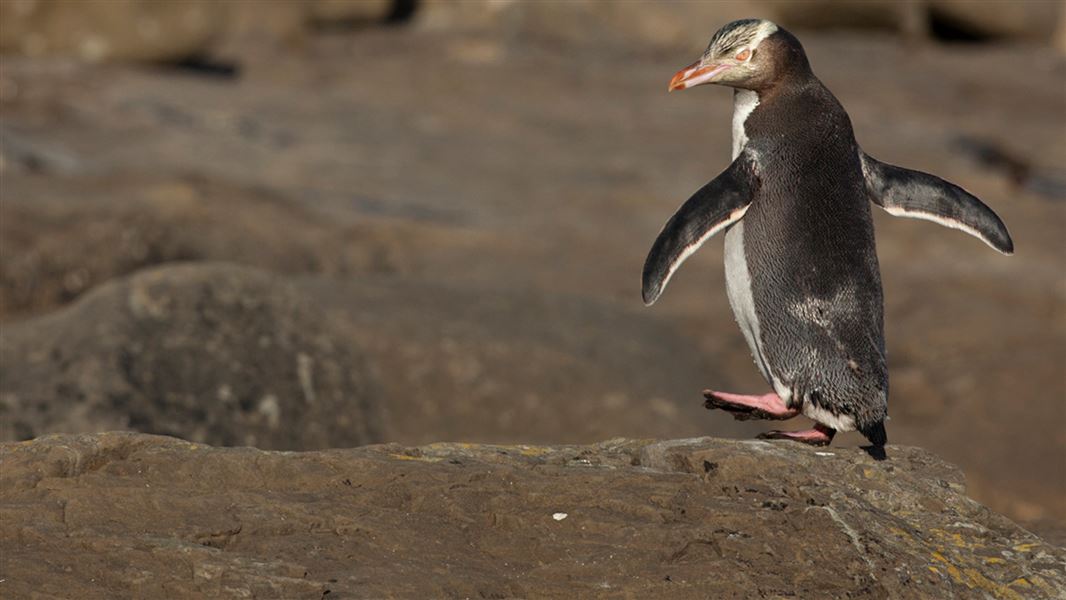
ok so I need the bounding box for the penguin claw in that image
[702,390,799,421]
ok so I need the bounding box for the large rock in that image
[2,432,1063,598]
[0,0,394,63]
[417,0,1066,50]
[415,0,1064,50]
[0,174,425,320]
[0,0,223,62]
[306,276,756,445]
[0,264,383,449]
[928,0,1063,42]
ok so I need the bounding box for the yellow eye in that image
[736,48,751,61]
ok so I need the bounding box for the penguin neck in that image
[743,65,818,102]
[731,89,761,160]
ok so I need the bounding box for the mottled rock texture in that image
[2,432,1063,599]
[0,264,384,449]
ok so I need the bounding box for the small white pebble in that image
[552,512,568,521]
[815,452,835,457]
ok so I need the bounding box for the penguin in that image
[642,19,1013,453]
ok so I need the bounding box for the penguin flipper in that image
[642,151,759,305]
[860,152,1013,255]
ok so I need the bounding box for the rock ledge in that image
[2,433,1063,599]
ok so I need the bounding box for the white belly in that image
[725,89,792,404]
[724,224,777,386]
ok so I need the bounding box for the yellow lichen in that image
[930,550,965,584]
[388,453,443,462]
[888,526,914,541]
[962,568,1024,600]
[930,528,984,550]
[517,446,552,457]
[929,549,1028,600]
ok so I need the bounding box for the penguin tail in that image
[860,421,888,461]
[861,421,887,446]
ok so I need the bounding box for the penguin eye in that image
[735,48,751,61]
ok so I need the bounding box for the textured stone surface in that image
[2,432,1063,599]
[0,264,384,450]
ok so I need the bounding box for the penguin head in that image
[669,19,811,93]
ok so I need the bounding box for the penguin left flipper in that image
[860,152,1013,255]
[642,151,759,305]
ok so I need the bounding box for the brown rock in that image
[308,276,754,445]
[3,432,1063,598]
[224,0,393,43]
[416,0,772,53]
[929,0,1063,42]
[0,174,427,320]
[0,0,223,62]
[0,0,399,63]
[0,264,384,449]
[417,0,1066,48]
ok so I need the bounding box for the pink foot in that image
[702,390,800,421]
[757,423,837,446]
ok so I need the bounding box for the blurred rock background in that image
[1,0,1063,541]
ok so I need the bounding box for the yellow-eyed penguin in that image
[642,19,1013,455]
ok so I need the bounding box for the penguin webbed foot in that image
[702,390,800,421]
[757,424,836,446]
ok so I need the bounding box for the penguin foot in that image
[702,390,800,421]
[757,424,837,446]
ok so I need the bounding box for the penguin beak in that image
[669,61,730,91]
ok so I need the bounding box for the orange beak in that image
[668,60,730,92]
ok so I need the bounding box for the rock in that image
[0,174,424,320]
[0,0,398,63]
[0,0,223,62]
[3,432,1063,598]
[0,264,384,449]
[306,276,756,445]
[929,0,1063,42]
[223,0,393,44]
[416,0,772,53]
[417,0,1066,49]
[770,1,925,37]
[0,170,749,446]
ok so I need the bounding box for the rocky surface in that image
[2,432,1063,599]
[0,264,383,449]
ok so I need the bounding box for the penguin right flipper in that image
[860,152,1013,255]
[642,151,759,305]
